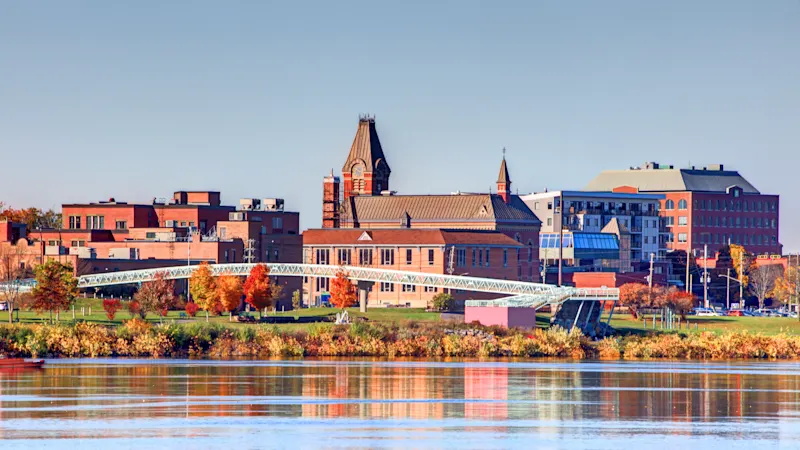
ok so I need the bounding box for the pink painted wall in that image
[465,306,538,329]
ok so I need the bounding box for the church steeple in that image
[497,148,511,204]
[342,115,391,200]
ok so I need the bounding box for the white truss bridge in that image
[3,263,618,310]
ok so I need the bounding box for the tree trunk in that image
[8,305,12,324]
[205,311,209,322]
[229,311,232,322]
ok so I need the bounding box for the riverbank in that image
[2,320,800,360]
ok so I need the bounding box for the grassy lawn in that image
[3,300,798,336]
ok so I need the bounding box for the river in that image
[1,359,799,449]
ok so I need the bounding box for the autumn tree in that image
[0,241,31,323]
[292,289,301,310]
[216,274,243,320]
[773,265,800,313]
[728,244,754,291]
[329,269,357,310]
[0,206,61,230]
[619,283,650,319]
[134,272,176,323]
[749,264,782,309]
[663,288,696,319]
[103,298,122,321]
[31,260,78,323]
[190,262,217,321]
[431,292,455,311]
[243,263,272,315]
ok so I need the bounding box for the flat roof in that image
[521,191,665,200]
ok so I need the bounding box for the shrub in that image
[430,293,455,311]
[185,302,199,317]
[127,300,145,319]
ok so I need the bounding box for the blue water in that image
[1,359,799,449]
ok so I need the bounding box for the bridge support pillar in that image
[357,281,373,313]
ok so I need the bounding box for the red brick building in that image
[320,116,541,282]
[585,162,780,257]
[302,228,523,308]
[4,191,302,306]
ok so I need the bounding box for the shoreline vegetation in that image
[2,318,800,360]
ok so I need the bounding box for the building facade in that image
[584,162,781,256]
[319,116,542,283]
[302,229,522,308]
[521,190,668,262]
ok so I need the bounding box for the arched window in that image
[665,199,675,210]
[527,240,533,263]
[678,199,688,210]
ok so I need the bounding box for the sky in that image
[1,1,798,250]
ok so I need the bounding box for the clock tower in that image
[341,115,391,200]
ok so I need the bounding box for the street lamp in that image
[718,272,743,310]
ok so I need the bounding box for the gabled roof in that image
[340,194,540,225]
[302,228,523,247]
[584,167,760,194]
[342,116,391,174]
[601,217,630,235]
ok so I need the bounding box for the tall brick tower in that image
[322,170,340,229]
[497,149,511,204]
[341,115,391,200]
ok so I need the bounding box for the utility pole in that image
[703,244,709,309]
[685,248,691,292]
[739,250,744,307]
[186,231,192,301]
[648,252,655,290]
[726,267,731,309]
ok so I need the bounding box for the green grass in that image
[601,313,800,336]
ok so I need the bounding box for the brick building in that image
[5,191,302,306]
[320,116,541,282]
[302,229,523,308]
[585,162,781,256]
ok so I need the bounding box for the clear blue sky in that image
[1,1,798,250]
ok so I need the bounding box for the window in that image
[547,218,552,227]
[115,220,127,230]
[424,286,438,293]
[316,277,329,292]
[456,249,466,267]
[665,200,675,210]
[485,248,490,267]
[428,249,435,265]
[517,265,523,280]
[527,242,533,263]
[86,215,105,230]
[405,249,413,265]
[678,233,688,243]
[273,249,279,260]
[736,217,741,228]
[272,217,283,230]
[359,248,373,265]
[678,216,687,226]
[316,249,330,265]
[503,249,508,268]
[219,227,227,238]
[534,202,539,210]
[189,221,195,227]
[70,240,86,247]
[380,248,394,265]
[180,221,187,227]
[678,199,687,210]
[145,232,156,239]
[402,284,416,293]
[47,240,58,246]
[471,248,476,267]
[380,282,394,292]
[547,202,553,210]
[478,249,483,267]
[224,250,229,263]
[231,249,236,261]
[666,216,674,226]
[68,215,80,229]
[338,249,351,265]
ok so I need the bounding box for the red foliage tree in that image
[329,269,357,310]
[102,298,122,321]
[243,263,272,313]
[185,302,199,317]
[127,300,144,319]
[619,283,650,319]
[134,272,176,323]
[665,289,696,319]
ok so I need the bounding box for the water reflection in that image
[1,360,799,448]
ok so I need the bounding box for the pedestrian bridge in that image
[3,263,618,311]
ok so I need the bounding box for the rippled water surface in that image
[2,359,800,449]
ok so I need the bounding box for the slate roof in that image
[302,228,523,247]
[584,168,760,194]
[340,194,541,225]
[342,117,391,174]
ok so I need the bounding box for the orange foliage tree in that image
[243,263,272,315]
[329,268,357,310]
[664,288,696,319]
[619,282,650,319]
[216,274,243,320]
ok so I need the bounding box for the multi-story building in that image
[14,191,302,305]
[302,228,523,308]
[585,162,781,256]
[320,116,542,282]
[521,191,668,262]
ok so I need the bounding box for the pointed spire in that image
[342,115,391,175]
[497,148,511,184]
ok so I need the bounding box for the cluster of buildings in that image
[0,116,784,309]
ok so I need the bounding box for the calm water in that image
[1,360,800,449]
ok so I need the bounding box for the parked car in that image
[693,308,720,317]
[727,310,745,317]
